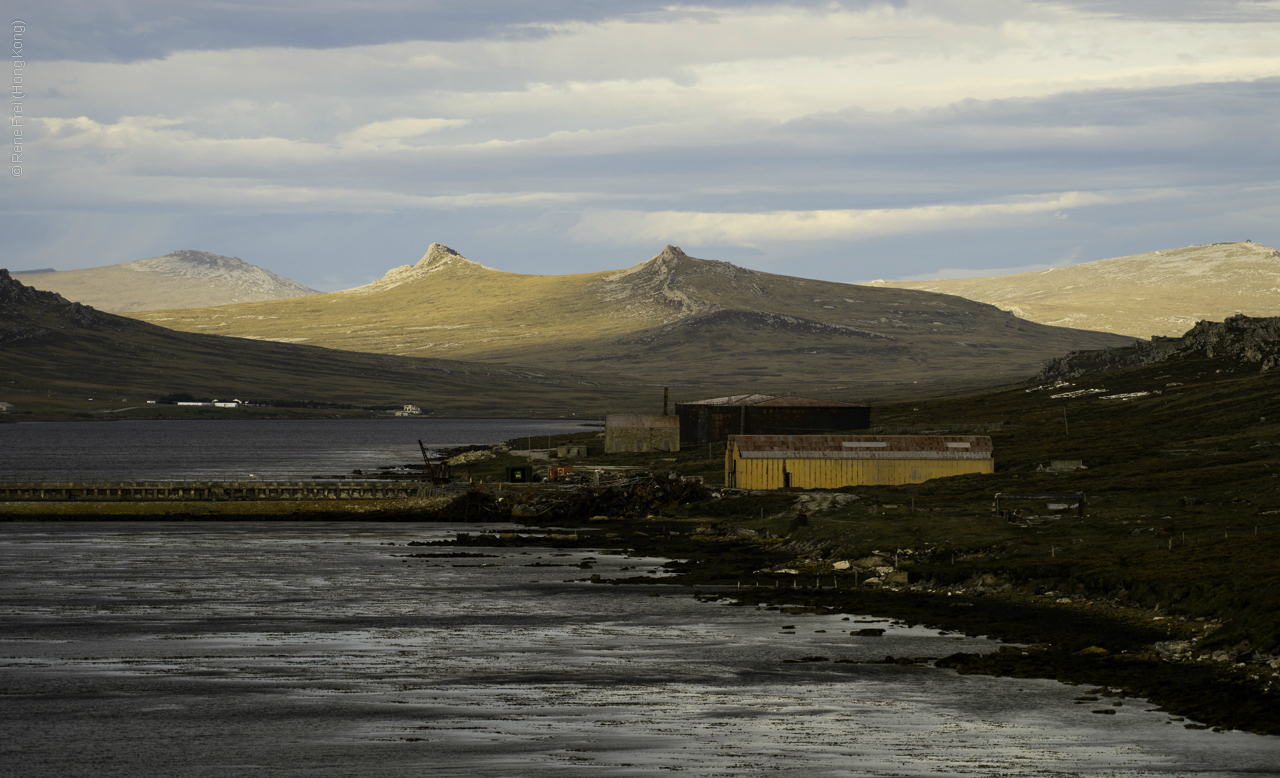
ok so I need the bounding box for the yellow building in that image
[725,434,993,489]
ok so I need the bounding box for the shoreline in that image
[4,490,1279,735]
[443,514,1280,737]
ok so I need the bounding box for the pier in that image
[0,480,449,503]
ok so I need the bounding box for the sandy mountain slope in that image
[872,242,1280,339]
[14,250,320,312]
[129,244,1135,390]
[0,269,671,416]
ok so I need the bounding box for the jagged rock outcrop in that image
[1037,314,1280,380]
[1179,315,1280,372]
[0,269,107,344]
[0,267,47,308]
[599,245,725,319]
[353,243,489,293]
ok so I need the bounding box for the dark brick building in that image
[676,394,870,444]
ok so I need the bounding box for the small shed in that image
[677,395,870,444]
[726,434,993,489]
[0,401,13,413]
[605,414,680,453]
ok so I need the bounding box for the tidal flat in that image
[4,522,1280,777]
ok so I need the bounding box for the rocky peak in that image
[652,244,689,267]
[356,243,485,293]
[119,250,319,297]
[414,243,468,269]
[127,250,251,277]
[600,245,722,319]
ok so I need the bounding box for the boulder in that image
[853,555,889,569]
[1155,640,1192,659]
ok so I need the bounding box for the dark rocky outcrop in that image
[1179,314,1280,371]
[0,268,100,343]
[1037,314,1280,381]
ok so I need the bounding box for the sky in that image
[4,0,1279,291]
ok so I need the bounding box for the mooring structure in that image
[0,480,447,502]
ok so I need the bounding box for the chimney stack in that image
[663,387,669,416]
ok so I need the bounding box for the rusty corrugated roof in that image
[680,394,863,407]
[730,434,992,460]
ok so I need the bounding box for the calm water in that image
[2,523,1280,777]
[0,418,593,481]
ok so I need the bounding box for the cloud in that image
[1030,0,1280,23]
[28,0,900,62]
[8,0,1280,290]
[879,249,1084,282]
[569,190,1179,246]
[336,118,471,149]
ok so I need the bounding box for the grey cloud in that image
[8,69,1278,289]
[1029,0,1280,22]
[20,78,1280,217]
[27,0,900,62]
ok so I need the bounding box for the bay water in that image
[0,418,594,481]
[2,522,1279,776]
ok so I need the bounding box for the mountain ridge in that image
[13,250,320,312]
[874,242,1280,338]
[0,268,679,415]
[130,244,1136,388]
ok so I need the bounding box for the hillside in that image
[130,244,1135,389]
[15,250,320,312]
[0,270,669,417]
[628,314,1280,726]
[874,242,1280,338]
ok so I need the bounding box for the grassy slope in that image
[129,246,1135,389]
[755,354,1280,652]
[0,271,693,417]
[456,348,1280,652]
[879,241,1280,338]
